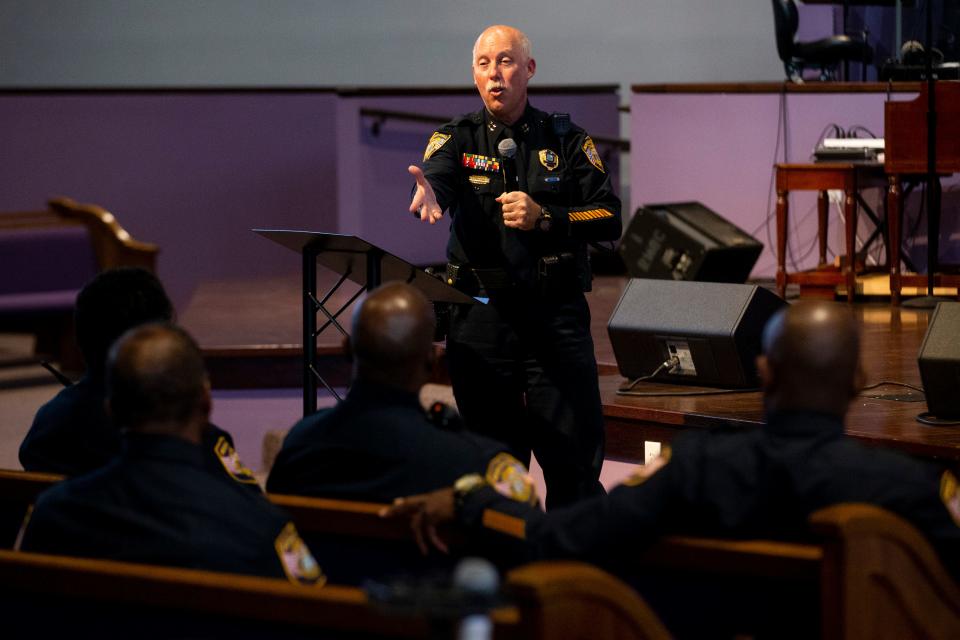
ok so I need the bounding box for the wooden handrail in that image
[359,107,630,152]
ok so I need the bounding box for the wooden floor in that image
[180,272,960,464]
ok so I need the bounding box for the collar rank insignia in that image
[538,149,559,171]
[214,436,258,485]
[485,452,539,506]
[274,522,326,586]
[582,136,605,173]
[488,120,498,132]
[423,132,451,161]
[462,153,500,172]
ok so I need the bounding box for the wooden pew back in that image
[3,469,957,638]
[0,550,668,640]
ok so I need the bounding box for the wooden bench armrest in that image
[502,560,671,640]
[809,503,960,640]
[49,196,158,270]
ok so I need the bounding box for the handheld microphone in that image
[497,138,519,192]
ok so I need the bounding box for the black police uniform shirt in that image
[419,103,620,509]
[266,379,513,503]
[18,432,323,585]
[421,103,621,288]
[19,374,260,489]
[456,411,960,579]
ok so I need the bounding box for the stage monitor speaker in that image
[918,302,960,421]
[619,202,762,283]
[608,279,785,388]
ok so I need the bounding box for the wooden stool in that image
[775,163,886,302]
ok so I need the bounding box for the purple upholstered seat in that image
[0,227,97,307]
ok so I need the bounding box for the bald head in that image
[106,323,210,442]
[351,282,436,391]
[758,301,862,417]
[472,25,532,64]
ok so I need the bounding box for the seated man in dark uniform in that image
[19,268,257,488]
[387,300,960,576]
[18,323,323,585]
[267,281,536,505]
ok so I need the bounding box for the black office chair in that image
[772,0,873,82]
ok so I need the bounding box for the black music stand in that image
[254,230,478,416]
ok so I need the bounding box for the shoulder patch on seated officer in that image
[622,445,672,487]
[941,470,960,527]
[485,452,538,506]
[581,136,604,173]
[423,132,451,161]
[274,522,326,586]
[569,208,615,223]
[214,436,258,485]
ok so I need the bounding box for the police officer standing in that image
[408,25,622,508]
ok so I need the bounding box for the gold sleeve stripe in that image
[482,509,526,540]
[569,208,614,222]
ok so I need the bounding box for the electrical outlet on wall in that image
[644,440,661,465]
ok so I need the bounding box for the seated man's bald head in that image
[351,282,436,391]
[758,301,862,417]
[106,323,210,442]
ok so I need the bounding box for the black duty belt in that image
[446,263,513,295]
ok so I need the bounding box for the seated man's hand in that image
[496,191,540,231]
[408,166,443,224]
[380,487,455,555]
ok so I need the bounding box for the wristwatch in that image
[535,205,553,232]
[453,473,487,515]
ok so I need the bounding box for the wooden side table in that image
[775,163,886,302]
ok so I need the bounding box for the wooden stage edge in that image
[189,275,960,465]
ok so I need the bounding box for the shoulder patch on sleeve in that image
[940,470,960,528]
[485,452,539,506]
[423,132,452,161]
[214,436,259,485]
[275,522,326,586]
[622,445,672,487]
[581,136,605,173]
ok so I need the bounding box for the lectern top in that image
[253,229,479,305]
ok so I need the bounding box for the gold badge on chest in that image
[538,149,559,171]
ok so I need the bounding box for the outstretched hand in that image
[379,487,456,555]
[408,166,443,224]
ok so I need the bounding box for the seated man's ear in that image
[852,360,866,398]
[756,355,774,391]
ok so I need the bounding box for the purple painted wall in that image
[629,87,945,279]
[335,90,622,266]
[0,92,338,308]
[1,88,619,311]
